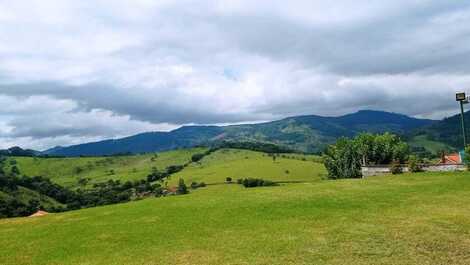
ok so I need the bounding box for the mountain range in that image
[43,110,454,157]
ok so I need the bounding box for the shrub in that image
[408,155,422,173]
[226,177,232,183]
[190,182,207,189]
[10,166,20,175]
[390,161,403,175]
[191,153,205,163]
[176,179,188,195]
[465,146,470,171]
[240,178,278,188]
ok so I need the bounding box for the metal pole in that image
[460,100,467,148]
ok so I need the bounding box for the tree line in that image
[0,149,219,218]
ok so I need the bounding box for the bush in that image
[240,178,278,188]
[176,179,188,195]
[390,161,403,175]
[408,155,422,173]
[191,153,205,163]
[190,182,206,189]
[465,146,470,171]
[226,177,232,183]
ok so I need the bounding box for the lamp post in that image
[456,92,468,148]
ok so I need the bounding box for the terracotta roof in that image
[444,154,461,164]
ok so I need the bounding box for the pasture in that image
[1,171,470,265]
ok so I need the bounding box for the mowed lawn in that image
[1,172,470,265]
[171,149,326,185]
[7,148,207,187]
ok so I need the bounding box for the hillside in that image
[1,172,470,265]
[45,110,435,156]
[8,148,207,188]
[410,110,470,150]
[171,149,325,185]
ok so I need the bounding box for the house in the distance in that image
[441,152,463,165]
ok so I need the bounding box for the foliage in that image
[212,141,294,154]
[324,138,362,180]
[2,172,470,264]
[464,146,470,171]
[191,153,205,163]
[408,155,422,173]
[240,178,278,188]
[225,177,232,183]
[190,181,206,189]
[176,179,188,195]
[324,133,410,179]
[390,161,403,175]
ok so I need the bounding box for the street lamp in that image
[456,92,468,148]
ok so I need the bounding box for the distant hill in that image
[44,110,435,156]
[409,110,470,151]
[0,147,39,157]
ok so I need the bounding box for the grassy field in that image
[6,148,207,187]
[170,149,326,185]
[1,171,470,265]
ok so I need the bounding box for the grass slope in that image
[1,172,470,265]
[171,149,326,185]
[408,135,455,154]
[0,186,64,210]
[7,148,207,187]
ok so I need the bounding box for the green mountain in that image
[409,110,470,152]
[44,110,435,156]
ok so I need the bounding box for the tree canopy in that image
[324,133,410,179]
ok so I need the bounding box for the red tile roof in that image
[443,154,461,164]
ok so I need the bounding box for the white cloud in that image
[1,1,470,149]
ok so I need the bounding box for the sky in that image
[1,0,470,150]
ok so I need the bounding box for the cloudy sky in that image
[1,0,470,150]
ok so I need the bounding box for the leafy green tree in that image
[324,133,410,179]
[11,165,20,176]
[324,138,362,179]
[176,179,188,195]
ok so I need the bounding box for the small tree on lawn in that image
[176,178,188,195]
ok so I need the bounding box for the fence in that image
[361,164,466,177]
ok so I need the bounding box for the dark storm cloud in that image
[1,1,470,149]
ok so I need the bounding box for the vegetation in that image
[170,149,325,185]
[464,146,470,170]
[0,148,201,217]
[408,155,422,173]
[1,172,470,264]
[390,161,403,175]
[408,135,455,157]
[44,110,435,156]
[240,178,278,188]
[324,133,409,179]
[7,148,207,187]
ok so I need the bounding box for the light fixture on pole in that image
[456,92,468,148]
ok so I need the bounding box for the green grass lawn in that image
[1,171,470,265]
[6,148,207,187]
[170,149,326,185]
